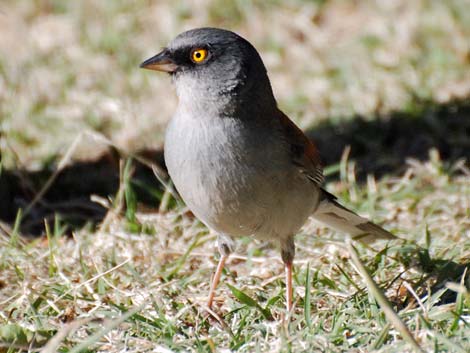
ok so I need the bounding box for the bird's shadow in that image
[0,98,468,236]
[307,98,470,180]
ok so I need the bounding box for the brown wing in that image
[278,110,324,185]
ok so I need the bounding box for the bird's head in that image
[140,27,275,113]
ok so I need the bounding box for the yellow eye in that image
[191,48,208,63]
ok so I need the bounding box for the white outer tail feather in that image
[312,190,395,242]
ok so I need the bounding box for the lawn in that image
[1,0,470,352]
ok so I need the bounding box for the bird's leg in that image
[281,236,295,312]
[207,234,234,309]
[285,260,293,312]
[207,254,228,309]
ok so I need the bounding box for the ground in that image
[0,0,469,352]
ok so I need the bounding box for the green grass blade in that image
[304,264,312,327]
[227,284,272,320]
[67,306,143,353]
[347,240,425,353]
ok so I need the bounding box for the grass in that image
[1,0,470,352]
[1,152,469,352]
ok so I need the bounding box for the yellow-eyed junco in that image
[140,28,395,311]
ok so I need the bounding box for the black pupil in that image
[195,52,201,58]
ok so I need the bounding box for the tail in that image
[312,189,396,242]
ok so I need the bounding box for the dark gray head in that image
[140,28,276,115]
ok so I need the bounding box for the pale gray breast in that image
[164,112,319,239]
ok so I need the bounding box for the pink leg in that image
[207,254,228,309]
[285,261,293,312]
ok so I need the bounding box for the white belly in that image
[164,113,319,241]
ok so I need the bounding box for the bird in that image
[140,27,395,312]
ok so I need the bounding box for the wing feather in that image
[278,111,324,185]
